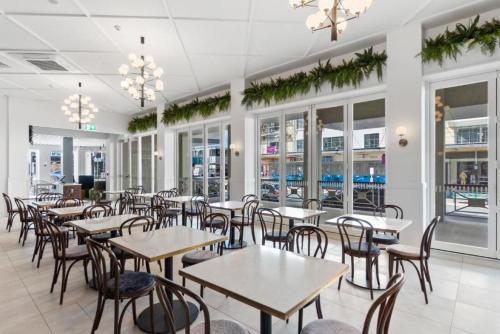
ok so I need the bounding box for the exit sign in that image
[83,124,97,131]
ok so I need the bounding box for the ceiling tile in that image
[62,52,126,75]
[0,88,50,100]
[0,0,83,15]
[245,55,300,76]
[79,0,167,17]
[163,75,198,99]
[0,73,55,89]
[190,55,244,90]
[168,0,250,20]
[0,16,52,50]
[253,0,314,22]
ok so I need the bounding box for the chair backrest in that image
[114,197,128,215]
[362,273,405,334]
[45,220,68,259]
[420,216,441,259]
[119,216,158,236]
[150,195,166,218]
[126,187,140,195]
[189,195,208,211]
[36,192,62,201]
[195,200,212,220]
[285,225,328,258]
[55,198,82,208]
[27,205,47,235]
[86,238,121,298]
[14,198,28,222]
[201,213,229,255]
[2,193,14,213]
[168,188,178,196]
[302,199,322,225]
[373,204,404,219]
[155,276,211,334]
[241,194,257,202]
[83,204,113,218]
[257,208,286,248]
[241,200,259,225]
[337,216,375,257]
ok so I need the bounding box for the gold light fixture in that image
[289,0,373,41]
[435,95,450,122]
[61,82,98,130]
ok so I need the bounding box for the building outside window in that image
[323,136,344,151]
[455,126,488,144]
[296,139,304,152]
[364,133,380,149]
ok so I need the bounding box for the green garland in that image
[127,113,157,133]
[242,47,387,108]
[162,91,231,125]
[421,15,500,65]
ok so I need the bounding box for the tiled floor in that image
[0,217,499,334]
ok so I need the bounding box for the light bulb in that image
[145,55,154,63]
[88,103,94,108]
[82,109,89,116]
[121,80,129,89]
[343,0,373,15]
[94,108,99,113]
[128,53,137,62]
[153,67,164,78]
[155,79,164,91]
[119,64,129,75]
[70,102,78,108]
[61,105,68,111]
[315,10,327,28]
[89,114,95,119]
[64,98,70,105]
[136,58,145,68]
[64,110,71,116]
[147,62,156,70]
[306,13,318,30]
[336,16,348,32]
[136,76,145,85]
[318,0,334,12]
[143,72,150,80]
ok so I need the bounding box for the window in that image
[364,133,379,149]
[323,136,344,151]
[296,139,304,152]
[455,126,488,144]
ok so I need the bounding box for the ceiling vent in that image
[9,53,77,72]
[26,59,67,71]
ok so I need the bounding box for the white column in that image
[157,105,176,190]
[0,96,8,217]
[386,23,425,246]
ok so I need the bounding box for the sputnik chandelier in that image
[118,36,164,108]
[61,82,98,130]
[289,0,373,41]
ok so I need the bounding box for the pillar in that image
[62,137,74,183]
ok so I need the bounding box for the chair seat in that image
[373,233,400,245]
[164,209,179,217]
[301,319,361,334]
[105,271,155,297]
[192,320,250,334]
[185,208,198,216]
[231,216,249,226]
[345,242,380,256]
[203,219,225,229]
[182,250,218,266]
[58,244,88,260]
[92,232,112,243]
[41,226,68,236]
[386,244,423,259]
[264,231,290,242]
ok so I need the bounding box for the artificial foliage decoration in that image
[242,47,387,108]
[127,113,157,133]
[421,15,500,65]
[162,91,231,125]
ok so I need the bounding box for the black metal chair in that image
[186,194,208,228]
[301,273,406,334]
[81,204,114,244]
[372,204,404,246]
[231,199,259,244]
[14,198,33,246]
[387,216,441,304]
[86,239,156,334]
[124,191,150,215]
[114,197,128,215]
[241,194,257,202]
[302,199,323,226]
[36,192,62,201]
[285,225,328,333]
[257,208,290,249]
[2,193,18,232]
[337,216,381,300]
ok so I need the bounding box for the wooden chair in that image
[45,220,90,305]
[372,204,404,246]
[2,193,18,232]
[86,239,156,334]
[186,194,208,228]
[14,198,33,246]
[159,189,182,216]
[195,200,226,231]
[387,216,441,304]
[36,192,62,201]
[81,204,114,244]
[285,225,328,333]
[231,199,259,244]
[337,216,381,300]
[241,194,257,202]
[155,275,249,334]
[257,208,289,249]
[114,197,128,215]
[302,199,322,226]
[301,273,406,334]
[124,191,150,215]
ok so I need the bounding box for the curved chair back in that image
[155,276,211,334]
[201,213,229,255]
[36,192,62,201]
[195,200,212,220]
[241,200,259,225]
[2,193,14,214]
[373,204,404,219]
[55,198,82,208]
[119,216,158,236]
[337,216,375,257]
[150,195,166,218]
[257,208,286,248]
[189,194,208,212]
[83,204,113,219]
[86,238,121,298]
[241,194,257,202]
[114,197,128,215]
[14,198,30,223]
[27,205,47,236]
[285,225,328,258]
[420,216,441,259]
[362,273,406,334]
[45,220,68,259]
[302,199,322,226]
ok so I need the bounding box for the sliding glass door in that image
[177,131,190,195]
[259,115,281,206]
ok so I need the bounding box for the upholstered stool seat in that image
[58,244,88,260]
[230,215,247,226]
[372,233,400,245]
[345,242,380,256]
[386,244,424,260]
[182,250,218,266]
[264,231,290,243]
[192,319,250,334]
[105,271,155,298]
[301,319,361,334]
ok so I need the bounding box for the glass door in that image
[177,131,190,195]
[258,115,281,206]
[130,138,138,188]
[430,75,497,257]
[121,141,130,189]
[206,125,221,202]
[191,128,204,196]
[223,124,231,200]
[141,135,152,193]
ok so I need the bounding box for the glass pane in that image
[192,129,204,195]
[130,139,138,188]
[178,132,190,195]
[285,112,308,207]
[122,141,129,189]
[154,134,158,192]
[259,117,280,204]
[316,106,344,215]
[141,136,152,193]
[352,99,386,213]
[224,125,231,201]
[207,126,221,202]
[434,82,489,248]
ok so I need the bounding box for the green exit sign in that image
[83,124,97,131]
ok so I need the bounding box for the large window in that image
[121,141,129,189]
[177,132,190,195]
[259,116,280,204]
[323,136,344,151]
[455,126,488,144]
[130,138,138,187]
[364,133,380,149]
[141,136,152,192]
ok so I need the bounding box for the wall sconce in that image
[154,151,162,160]
[229,143,240,157]
[396,126,408,147]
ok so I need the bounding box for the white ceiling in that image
[0,0,497,115]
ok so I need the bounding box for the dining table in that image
[180,245,348,334]
[48,205,94,219]
[109,226,228,333]
[65,213,140,236]
[163,196,193,227]
[261,206,326,229]
[29,200,57,211]
[209,201,246,249]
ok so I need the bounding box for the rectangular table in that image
[210,201,245,249]
[109,226,227,333]
[180,245,348,334]
[48,205,89,218]
[165,196,193,226]
[263,206,326,228]
[29,200,57,210]
[65,213,139,235]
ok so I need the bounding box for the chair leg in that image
[22,223,30,246]
[59,261,67,304]
[367,257,374,300]
[132,299,137,324]
[419,260,429,304]
[375,257,381,288]
[32,236,40,262]
[17,220,23,243]
[182,264,186,287]
[388,254,394,277]
[91,294,106,333]
[114,297,120,334]
[424,259,433,291]
[251,224,257,244]
[298,309,303,334]
[50,260,61,293]
[37,238,47,268]
[315,295,323,319]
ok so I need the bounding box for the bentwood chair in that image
[387,216,441,304]
[241,194,257,202]
[186,194,208,228]
[337,216,381,300]
[159,189,183,216]
[285,225,328,333]
[124,191,150,215]
[155,276,249,334]
[182,213,228,297]
[372,204,404,246]
[36,192,62,201]
[195,200,226,230]
[150,195,179,227]
[301,273,406,334]
[114,197,128,215]
[86,239,156,334]
[14,198,33,246]
[81,204,114,244]
[231,199,259,244]
[2,193,18,231]
[302,199,323,226]
[257,208,290,249]
[46,220,90,305]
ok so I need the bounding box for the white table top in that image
[29,200,57,209]
[325,213,413,234]
[65,214,139,234]
[48,205,90,217]
[262,207,326,220]
[166,196,193,204]
[109,226,228,262]
[210,201,245,211]
[133,193,156,198]
[180,246,348,319]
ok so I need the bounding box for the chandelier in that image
[289,0,373,41]
[61,82,98,130]
[118,36,164,108]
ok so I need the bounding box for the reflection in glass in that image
[122,141,129,189]
[259,117,280,203]
[131,139,138,187]
[191,129,204,195]
[141,135,152,193]
[207,126,221,202]
[178,132,190,195]
[224,125,231,201]
[153,134,158,192]
[285,112,308,207]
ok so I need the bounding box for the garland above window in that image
[242,47,387,108]
[127,113,157,133]
[421,15,500,65]
[162,91,231,125]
